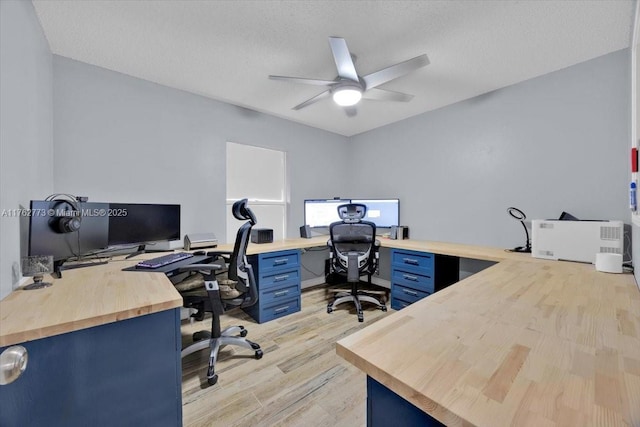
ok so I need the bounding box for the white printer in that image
[531,219,623,264]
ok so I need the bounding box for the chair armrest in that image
[206,250,232,255]
[204,250,232,260]
[179,263,225,273]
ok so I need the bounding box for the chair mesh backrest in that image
[329,203,377,275]
[228,199,256,287]
[330,222,376,254]
[228,221,251,283]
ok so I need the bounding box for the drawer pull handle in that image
[274,306,290,314]
[274,290,289,297]
[403,258,419,265]
[403,289,418,296]
[403,274,418,281]
[274,275,289,282]
[273,258,289,265]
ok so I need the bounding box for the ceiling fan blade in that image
[292,90,331,110]
[344,106,357,117]
[269,75,335,86]
[329,37,359,82]
[362,54,430,90]
[362,88,414,102]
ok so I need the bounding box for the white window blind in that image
[226,142,286,243]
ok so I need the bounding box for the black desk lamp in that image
[507,207,531,253]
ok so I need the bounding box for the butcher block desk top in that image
[0,257,182,347]
[337,250,640,426]
[219,235,527,263]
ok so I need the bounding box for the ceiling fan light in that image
[332,88,362,107]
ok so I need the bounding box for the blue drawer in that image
[392,269,434,293]
[257,250,300,275]
[260,282,301,306]
[391,284,430,304]
[392,249,433,272]
[244,249,302,324]
[260,297,301,322]
[259,268,300,290]
[391,297,412,310]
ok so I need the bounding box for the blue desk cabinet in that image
[0,309,182,427]
[367,376,444,427]
[390,249,459,310]
[244,249,302,323]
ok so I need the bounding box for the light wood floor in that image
[180,287,391,427]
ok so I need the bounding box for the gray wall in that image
[52,57,349,243]
[0,6,634,300]
[0,0,54,299]
[348,49,631,251]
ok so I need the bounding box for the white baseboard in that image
[301,277,326,289]
[370,276,390,289]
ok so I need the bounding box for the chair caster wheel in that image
[207,374,218,386]
[240,329,248,337]
[381,305,387,312]
[250,341,261,350]
[193,331,208,341]
[327,307,333,314]
[358,314,364,322]
[255,350,263,360]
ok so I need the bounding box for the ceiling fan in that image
[269,37,430,116]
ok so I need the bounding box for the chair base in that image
[181,325,262,386]
[327,292,387,322]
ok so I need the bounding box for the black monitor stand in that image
[124,244,173,259]
[125,245,147,259]
[54,259,108,278]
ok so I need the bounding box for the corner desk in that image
[1,237,638,427]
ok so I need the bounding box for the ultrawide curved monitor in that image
[351,199,400,228]
[304,199,350,228]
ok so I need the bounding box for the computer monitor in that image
[304,199,351,228]
[350,199,400,228]
[28,200,110,265]
[108,203,181,246]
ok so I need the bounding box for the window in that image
[226,142,287,243]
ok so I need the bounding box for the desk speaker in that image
[184,233,218,250]
[251,228,273,244]
[300,225,312,239]
[390,226,409,240]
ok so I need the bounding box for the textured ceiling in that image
[32,0,635,137]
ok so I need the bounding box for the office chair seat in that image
[176,273,242,300]
[174,272,204,292]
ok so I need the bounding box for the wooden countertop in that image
[0,256,182,347]
[336,256,640,426]
[216,235,330,255]
[222,235,526,263]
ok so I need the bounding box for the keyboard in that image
[136,252,194,269]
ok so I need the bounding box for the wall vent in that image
[600,226,622,241]
[598,246,622,254]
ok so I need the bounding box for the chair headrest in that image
[337,203,367,223]
[232,199,257,225]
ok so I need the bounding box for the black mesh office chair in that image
[326,203,387,322]
[176,199,262,386]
